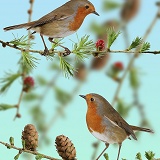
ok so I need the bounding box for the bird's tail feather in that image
[130,125,154,133]
[4,21,35,31]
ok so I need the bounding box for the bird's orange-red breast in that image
[3,0,99,55]
[80,93,153,160]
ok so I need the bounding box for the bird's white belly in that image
[91,129,116,144]
[90,127,128,144]
[32,26,76,38]
[50,30,76,38]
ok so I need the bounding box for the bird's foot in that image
[62,47,71,56]
[42,47,50,56]
[48,37,71,56]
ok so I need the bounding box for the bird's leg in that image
[40,34,49,55]
[96,143,109,160]
[117,143,122,160]
[48,37,71,56]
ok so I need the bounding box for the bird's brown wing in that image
[116,118,137,140]
[27,5,74,29]
[103,100,137,140]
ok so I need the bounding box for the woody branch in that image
[1,39,160,55]
[0,141,59,160]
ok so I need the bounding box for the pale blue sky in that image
[0,0,160,160]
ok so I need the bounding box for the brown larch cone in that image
[74,63,87,81]
[91,54,109,70]
[121,0,140,22]
[55,135,76,160]
[22,124,38,151]
[97,20,119,43]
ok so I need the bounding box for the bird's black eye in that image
[85,5,89,9]
[90,98,95,102]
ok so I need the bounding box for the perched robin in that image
[3,0,99,55]
[80,93,153,160]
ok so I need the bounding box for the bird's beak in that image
[79,95,86,99]
[93,11,100,16]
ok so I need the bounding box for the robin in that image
[79,93,153,160]
[3,0,99,55]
